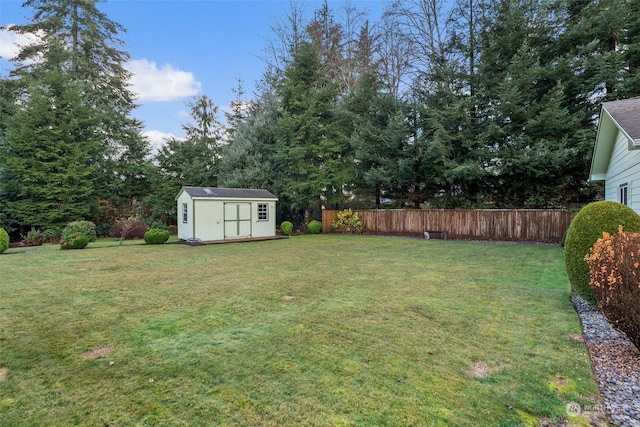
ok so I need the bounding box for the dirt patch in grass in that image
[536,417,569,426]
[469,361,502,378]
[551,373,569,389]
[568,333,584,342]
[0,367,8,382]
[81,345,113,360]
[284,295,297,301]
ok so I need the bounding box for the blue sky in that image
[0,0,386,152]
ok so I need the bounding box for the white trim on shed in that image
[176,187,278,242]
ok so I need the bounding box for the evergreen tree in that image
[219,94,279,190]
[4,0,150,204]
[146,95,223,220]
[559,0,640,101]
[274,42,351,216]
[475,0,593,207]
[0,78,19,231]
[0,39,98,228]
[341,73,409,207]
[414,87,485,208]
[112,122,153,203]
[224,77,250,141]
[623,0,640,97]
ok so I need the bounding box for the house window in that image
[620,184,629,206]
[257,203,268,221]
[182,203,188,223]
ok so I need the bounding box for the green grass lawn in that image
[0,235,603,426]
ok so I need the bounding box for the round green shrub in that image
[280,221,293,236]
[60,232,89,250]
[0,228,9,254]
[62,220,97,243]
[308,220,322,234]
[564,201,640,304]
[144,228,170,244]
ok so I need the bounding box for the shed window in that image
[257,203,268,221]
[620,184,629,206]
[182,203,188,223]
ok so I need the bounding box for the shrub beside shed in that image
[176,187,278,242]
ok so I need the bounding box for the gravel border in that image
[572,295,640,426]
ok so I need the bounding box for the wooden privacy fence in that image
[321,209,577,243]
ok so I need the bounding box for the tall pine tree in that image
[341,73,410,207]
[274,42,351,217]
[219,94,279,190]
[146,95,223,220]
[4,0,150,206]
[1,39,99,228]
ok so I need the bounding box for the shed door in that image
[224,203,251,239]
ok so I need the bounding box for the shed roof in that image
[602,97,640,144]
[180,186,278,200]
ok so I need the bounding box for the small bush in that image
[564,201,640,304]
[147,220,170,231]
[43,227,62,243]
[93,199,150,237]
[331,209,363,233]
[280,221,293,236]
[94,223,112,238]
[585,227,640,349]
[308,220,322,234]
[0,228,9,254]
[144,228,170,244]
[21,228,45,246]
[60,232,89,250]
[62,221,97,243]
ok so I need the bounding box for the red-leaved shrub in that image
[111,220,148,240]
[585,226,640,349]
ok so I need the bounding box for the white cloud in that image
[0,25,42,63]
[144,130,180,155]
[127,59,201,102]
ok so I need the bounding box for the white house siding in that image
[177,190,194,240]
[605,130,640,211]
[632,179,640,213]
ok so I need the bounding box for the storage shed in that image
[590,97,640,213]
[176,187,278,242]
